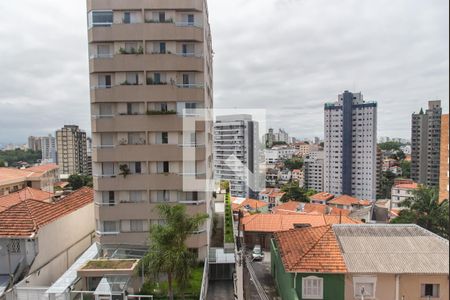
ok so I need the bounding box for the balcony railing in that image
[176,83,204,89]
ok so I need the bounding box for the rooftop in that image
[328,195,360,206]
[310,192,334,202]
[0,187,53,213]
[0,164,59,185]
[0,187,93,237]
[274,224,449,275]
[272,201,327,215]
[274,225,347,273]
[393,183,419,189]
[231,197,268,211]
[241,213,360,232]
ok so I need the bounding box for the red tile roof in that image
[0,187,53,213]
[241,213,360,232]
[0,187,93,237]
[310,192,334,202]
[393,183,419,189]
[231,197,268,212]
[329,207,351,216]
[272,201,327,215]
[328,195,360,206]
[274,225,347,273]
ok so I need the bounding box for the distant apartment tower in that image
[411,101,442,187]
[274,128,289,144]
[214,115,259,198]
[376,146,383,197]
[41,134,57,163]
[87,0,213,257]
[27,136,42,152]
[56,125,88,176]
[324,91,377,200]
[303,151,324,192]
[439,114,449,202]
[265,128,274,148]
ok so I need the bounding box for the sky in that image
[0,0,448,144]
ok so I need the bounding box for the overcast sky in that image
[0,0,448,144]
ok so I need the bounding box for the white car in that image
[252,245,264,261]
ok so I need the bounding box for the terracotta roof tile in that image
[328,195,360,205]
[242,213,360,232]
[232,197,268,212]
[274,225,347,273]
[0,187,53,213]
[272,201,328,215]
[310,192,334,202]
[0,187,93,237]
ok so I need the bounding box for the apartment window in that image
[123,12,131,24]
[126,72,139,85]
[89,11,113,28]
[125,42,138,53]
[102,162,115,176]
[128,133,145,145]
[130,220,145,232]
[353,277,376,299]
[302,276,323,299]
[187,14,194,25]
[157,190,170,202]
[157,161,169,173]
[162,132,169,144]
[102,191,115,206]
[159,12,166,22]
[154,73,161,84]
[127,103,140,115]
[98,74,112,88]
[421,284,439,298]
[99,103,113,117]
[97,44,111,58]
[134,162,142,174]
[159,42,166,54]
[100,133,114,147]
[160,103,168,112]
[130,191,143,202]
[182,74,190,85]
[103,221,118,233]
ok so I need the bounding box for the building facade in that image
[27,136,42,152]
[303,151,324,192]
[439,114,449,202]
[86,0,213,258]
[56,125,88,177]
[214,115,259,198]
[411,100,442,187]
[40,134,57,163]
[324,91,377,200]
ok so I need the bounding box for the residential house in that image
[278,169,292,184]
[0,188,94,297]
[265,169,279,187]
[231,197,269,214]
[391,180,419,210]
[327,195,369,211]
[309,192,334,205]
[271,224,449,300]
[241,213,359,250]
[0,164,59,195]
[258,188,286,207]
[0,188,53,212]
[291,169,303,183]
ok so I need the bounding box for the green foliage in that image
[0,160,5,167]
[280,182,310,202]
[283,158,304,171]
[68,174,93,190]
[378,141,403,151]
[0,149,41,166]
[119,164,131,178]
[391,186,449,239]
[224,192,234,243]
[272,141,287,146]
[379,171,396,199]
[220,180,230,192]
[139,204,208,300]
[400,160,411,178]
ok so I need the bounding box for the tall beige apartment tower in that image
[87,0,213,258]
[56,125,88,177]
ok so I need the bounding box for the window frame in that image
[353,276,377,299]
[301,276,323,299]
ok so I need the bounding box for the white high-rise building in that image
[304,151,324,192]
[324,91,377,200]
[214,115,260,198]
[41,134,57,163]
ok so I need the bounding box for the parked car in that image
[252,244,264,261]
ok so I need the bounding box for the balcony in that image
[95,173,183,190]
[90,84,204,102]
[90,53,203,73]
[87,0,204,12]
[92,144,206,162]
[88,23,203,43]
[92,114,206,132]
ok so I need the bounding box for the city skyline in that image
[0,0,448,143]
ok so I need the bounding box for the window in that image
[134,162,142,174]
[421,284,439,298]
[157,161,169,173]
[100,133,114,147]
[302,276,323,299]
[8,239,21,253]
[97,44,111,58]
[125,42,138,53]
[103,221,118,233]
[102,191,115,206]
[102,162,115,176]
[130,220,145,232]
[130,191,143,202]
[157,190,170,202]
[98,74,112,88]
[126,72,139,85]
[89,11,113,28]
[353,276,376,299]
[123,12,131,24]
[99,103,113,116]
[162,132,169,144]
[158,12,166,22]
[127,103,140,115]
[159,42,166,54]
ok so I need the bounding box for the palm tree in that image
[391,186,449,239]
[140,204,208,300]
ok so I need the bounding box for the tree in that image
[379,171,396,199]
[280,182,309,202]
[0,159,4,167]
[68,174,93,190]
[283,158,303,171]
[378,141,402,151]
[0,149,41,166]
[400,160,411,178]
[140,204,208,300]
[391,186,449,239]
